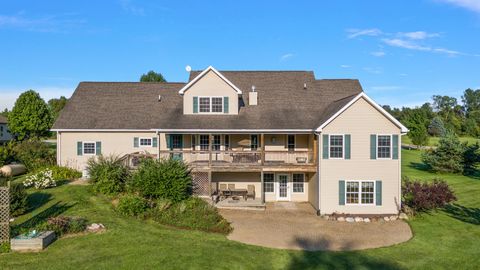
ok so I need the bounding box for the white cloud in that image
[437,0,480,13]
[369,86,402,91]
[370,51,386,57]
[363,67,383,74]
[340,64,351,68]
[280,53,294,61]
[120,0,145,16]
[382,38,431,51]
[398,31,440,40]
[433,48,462,55]
[399,73,408,76]
[0,13,85,32]
[0,87,74,110]
[346,28,382,39]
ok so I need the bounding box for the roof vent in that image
[251,85,256,92]
[304,83,307,89]
[249,85,257,106]
[158,95,162,102]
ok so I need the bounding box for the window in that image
[329,135,344,158]
[199,97,210,112]
[251,135,258,150]
[212,135,221,151]
[377,135,391,159]
[83,142,96,155]
[346,181,375,205]
[172,135,182,149]
[293,173,304,193]
[200,135,209,151]
[287,135,295,151]
[139,138,152,147]
[224,135,230,150]
[191,135,197,150]
[264,173,274,193]
[211,97,223,113]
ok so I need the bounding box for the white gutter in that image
[154,129,314,134]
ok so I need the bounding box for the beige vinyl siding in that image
[58,132,158,171]
[319,97,402,215]
[183,70,239,115]
[308,172,319,210]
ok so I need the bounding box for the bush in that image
[0,242,10,253]
[23,169,56,189]
[116,194,149,217]
[46,216,87,236]
[48,165,82,181]
[128,158,192,202]
[152,197,231,234]
[87,155,129,195]
[13,139,55,171]
[428,116,446,137]
[462,143,480,175]
[10,182,28,216]
[402,177,457,213]
[0,142,15,167]
[422,131,464,173]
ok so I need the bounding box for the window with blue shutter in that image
[77,141,83,156]
[370,134,377,159]
[339,180,345,205]
[392,134,399,160]
[193,96,198,113]
[322,134,329,159]
[152,137,158,147]
[95,142,102,156]
[375,180,382,206]
[345,134,351,159]
[134,137,139,148]
[223,96,229,113]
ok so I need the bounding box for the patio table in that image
[230,189,248,200]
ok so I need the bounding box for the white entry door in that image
[276,174,291,201]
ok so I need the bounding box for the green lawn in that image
[402,135,479,146]
[0,149,479,269]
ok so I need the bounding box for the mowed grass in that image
[0,149,479,269]
[402,135,479,146]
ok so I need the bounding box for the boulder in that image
[354,217,363,222]
[346,217,355,223]
[399,213,409,220]
[0,164,26,177]
[390,215,398,221]
[87,223,105,232]
[337,217,345,222]
[364,218,371,223]
[383,216,390,221]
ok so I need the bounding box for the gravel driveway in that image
[220,202,412,251]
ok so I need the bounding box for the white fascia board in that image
[50,129,155,132]
[154,129,313,134]
[315,92,409,133]
[178,66,242,95]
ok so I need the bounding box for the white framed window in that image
[83,141,96,155]
[200,135,209,151]
[264,173,274,193]
[172,135,182,149]
[212,135,221,151]
[199,97,210,112]
[287,135,295,151]
[292,173,304,193]
[329,135,344,159]
[198,97,223,113]
[377,135,392,159]
[211,97,223,113]
[139,137,152,147]
[346,180,375,205]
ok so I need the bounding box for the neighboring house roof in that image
[0,115,7,124]
[53,70,366,131]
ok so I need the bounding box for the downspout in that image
[314,131,321,215]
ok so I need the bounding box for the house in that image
[52,66,408,215]
[0,115,13,143]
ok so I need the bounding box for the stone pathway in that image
[220,202,412,251]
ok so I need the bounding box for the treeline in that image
[383,88,480,146]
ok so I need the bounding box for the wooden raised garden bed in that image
[11,231,56,252]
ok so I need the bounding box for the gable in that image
[179,66,242,95]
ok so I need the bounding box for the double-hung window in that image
[198,97,223,113]
[251,135,258,150]
[212,135,221,151]
[83,142,96,155]
[263,173,274,193]
[377,135,392,159]
[139,137,152,147]
[211,97,223,113]
[346,181,375,205]
[200,135,209,151]
[199,97,210,112]
[292,173,304,193]
[329,135,344,159]
[287,135,295,151]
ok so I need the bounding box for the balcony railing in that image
[159,150,315,167]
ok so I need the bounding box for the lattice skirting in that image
[192,172,210,196]
[0,187,9,243]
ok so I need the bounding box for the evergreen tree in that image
[422,131,464,173]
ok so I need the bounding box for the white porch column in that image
[261,171,265,203]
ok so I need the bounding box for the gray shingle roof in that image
[53,71,363,130]
[0,115,7,124]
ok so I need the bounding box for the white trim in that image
[276,174,291,201]
[376,134,392,160]
[328,134,345,160]
[155,129,314,134]
[82,141,96,156]
[139,137,153,147]
[197,96,224,114]
[178,66,243,95]
[345,180,376,206]
[51,129,154,132]
[292,173,305,194]
[263,173,275,194]
[315,92,409,133]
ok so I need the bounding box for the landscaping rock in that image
[354,217,363,222]
[383,216,390,221]
[345,217,355,223]
[390,215,398,221]
[399,213,409,220]
[364,218,371,223]
[337,217,345,222]
[87,223,105,232]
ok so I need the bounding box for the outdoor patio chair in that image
[219,184,229,200]
[228,184,235,190]
[247,185,255,200]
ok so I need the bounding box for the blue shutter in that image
[152,137,158,147]
[193,96,198,113]
[376,180,382,206]
[166,135,172,150]
[370,134,377,160]
[322,134,329,159]
[392,134,399,160]
[339,180,345,205]
[223,96,229,113]
[134,137,139,148]
[344,134,351,159]
[95,142,102,156]
[77,141,83,156]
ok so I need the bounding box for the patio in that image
[215,197,265,210]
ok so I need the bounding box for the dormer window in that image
[195,96,228,114]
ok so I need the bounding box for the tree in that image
[140,71,167,82]
[48,96,68,122]
[402,107,429,146]
[462,142,480,175]
[461,88,480,116]
[0,108,9,118]
[428,116,446,137]
[422,131,464,173]
[8,90,52,140]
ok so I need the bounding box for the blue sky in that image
[0,0,479,110]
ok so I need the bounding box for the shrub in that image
[23,169,56,189]
[152,197,232,234]
[428,116,446,137]
[13,139,55,171]
[0,142,15,167]
[116,194,149,217]
[128,158,192,202]
[0,242,10,253]
[48,165,82,181]
[462,143,480,175]
[87,155,129,195]
[46,216,87,236]
[10,182,28,216]
[422,131,464,173]
[402,177,457,213]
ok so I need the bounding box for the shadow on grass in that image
[287,237,402,270]
[443,203,480,225]
[26,192,53,214]
[409,162,430,172]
